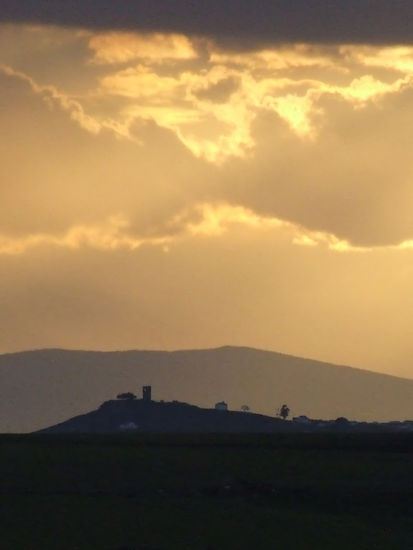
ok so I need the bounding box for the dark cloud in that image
[193,77,240,103]
[1,0,412,46]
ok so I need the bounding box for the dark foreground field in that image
[1,433,413,549]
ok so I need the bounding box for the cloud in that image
[0,64,212,241]
[340,45,413,74]
[210,45,337,71]
[2,24,413,251]
[219,82,413,248]
[1,1,412,45]
[0,216,170,255]
[92,40,413,162]
[0,64,128,138]
[0,202,366,256]
[89,31,197,64]
[182,203,371,252]
[192,76,240,104]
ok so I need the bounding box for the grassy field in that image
[1,433,412,549]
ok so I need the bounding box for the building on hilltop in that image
[215,401,228,411]
[142,385,152,401]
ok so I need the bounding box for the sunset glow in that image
[1,15,413,377]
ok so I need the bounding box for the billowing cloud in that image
[0,201,368,257]
[2,24,413,248]
[89,31,197,64]
[0,216,168,255]
[0,64,104,135]
[340,45,413,74]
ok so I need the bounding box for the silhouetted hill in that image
[1,346,413,432]
[39,399,294,434]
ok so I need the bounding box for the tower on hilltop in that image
[142,385,152,402]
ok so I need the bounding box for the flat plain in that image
[1,433,412,549]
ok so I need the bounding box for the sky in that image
[1,2,413,377]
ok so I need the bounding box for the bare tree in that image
[241,405,250,412]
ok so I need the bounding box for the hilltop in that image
[1,346,413,432]
[39,397,295,434]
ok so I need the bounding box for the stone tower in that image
[142,385,152,401]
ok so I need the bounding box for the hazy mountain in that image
[0,346,412,432]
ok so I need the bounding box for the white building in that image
[119,421,139,431]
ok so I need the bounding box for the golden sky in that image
[1,20,413,377]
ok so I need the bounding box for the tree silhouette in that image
[241,405,250,412]
[116,392,137,400]
[278,404,290,420]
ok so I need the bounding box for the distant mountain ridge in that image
[0,346,413,432]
